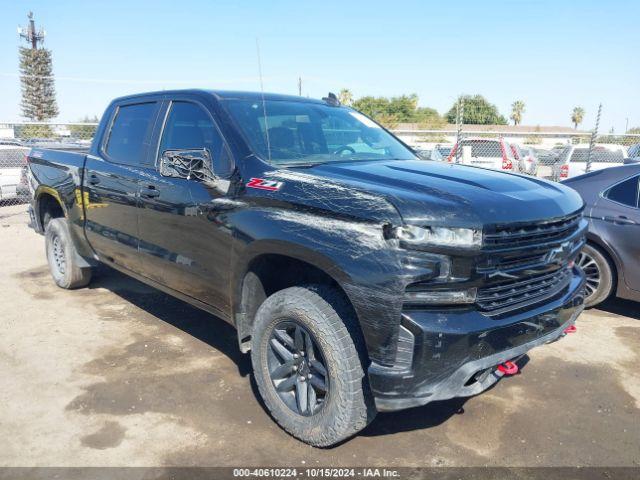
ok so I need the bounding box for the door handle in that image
[604,215,637,225]
[88,174,100,185]
[140,185,160,198]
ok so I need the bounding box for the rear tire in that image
[251,285,375,447]
[576,243,614,307]
[45,218,92,289]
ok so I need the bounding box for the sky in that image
[0,0,638,132]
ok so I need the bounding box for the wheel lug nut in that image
[300,351,305,356]
[293,354,299,359]
[307,374,311,379]
[293,365,297,371]
[300,376,306,381]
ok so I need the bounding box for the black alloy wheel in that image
[267,321,329,416]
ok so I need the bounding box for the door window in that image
[159,101,232,176]
[105,102,157,165]
[605,176,640,208]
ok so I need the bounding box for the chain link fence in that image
[398,101,640,182]
[1,114,639,207]
[0,122,96,206]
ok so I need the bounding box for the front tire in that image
[251,285,374,447]
[45,218,92,289]
[576,243,614,307]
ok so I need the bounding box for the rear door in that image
[137,98,236,314]
[591,174,640,291]
[83,100,161,271]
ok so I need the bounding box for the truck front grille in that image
[484,212,581,250]
[477,267,572,314]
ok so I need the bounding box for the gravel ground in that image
[1,203,639,468]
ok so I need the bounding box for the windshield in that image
[223,99,417,166]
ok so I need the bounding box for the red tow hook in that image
[564,325,577,334]
[497,361,519,375]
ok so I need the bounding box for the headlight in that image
[394,225,482,248]
[404,288,477,305]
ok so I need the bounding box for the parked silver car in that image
[563,165,640,306]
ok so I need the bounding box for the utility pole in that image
[17,11,58,122]
[586,103,602,173]
[298,76,302,96]
[454,97,465,164]
[18,12,46,50]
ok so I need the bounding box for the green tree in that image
[352,94,443,128]
[19,46,58,121]
[510,100,525,126]
[445,95,507,125]
[337,89,353,106]
[571,107,585,129]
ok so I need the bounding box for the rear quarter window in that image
[605,175,640,208]
[105,102,157,165]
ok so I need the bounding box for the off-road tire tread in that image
[251,284,375,447]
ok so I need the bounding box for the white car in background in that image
[555,143,628,180]
[0,145,30,202]
[446,138,519,172]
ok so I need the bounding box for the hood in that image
[287,160,584,228]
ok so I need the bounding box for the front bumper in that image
[369,267,586,411]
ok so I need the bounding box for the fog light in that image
[404,288,477,305]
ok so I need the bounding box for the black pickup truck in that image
[27,90,586,446]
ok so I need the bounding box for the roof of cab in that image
[110,89,328,105]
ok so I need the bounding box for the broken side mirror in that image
[159,148,216,183]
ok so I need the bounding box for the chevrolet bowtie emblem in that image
[546,241,572,264]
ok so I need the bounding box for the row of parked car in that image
[416,139,638,181]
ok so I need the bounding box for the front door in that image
[137,99,236,314]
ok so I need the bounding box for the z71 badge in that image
[246,178,283,191]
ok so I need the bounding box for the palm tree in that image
[571,107,585,129]
[338,89,353,107]
[510,100,525,126]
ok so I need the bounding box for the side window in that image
[159,101,233,177]
[605,176,640,208]
[105,102,157,165]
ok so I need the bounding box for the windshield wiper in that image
[280,161,328,168]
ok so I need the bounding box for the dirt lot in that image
[1,203,639,468]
